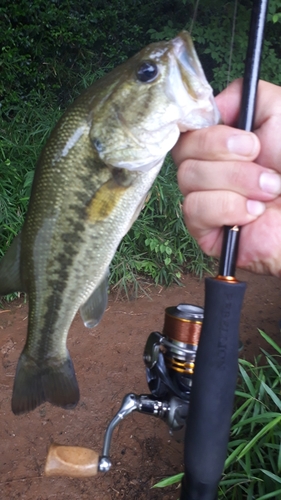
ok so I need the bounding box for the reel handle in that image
[45,443,99,477]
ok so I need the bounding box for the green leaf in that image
[224,442,246,469]
[238,364,256,397]
[232,413,281,430]
[231,398,254,422]
[273,13,281,23]
[261,381,281,411]
[258,330,281,355]
[237,416,281,459]
[260,469,281,484]
[256,488,281,500]
[264,355,281,377]
[152,473,184,488]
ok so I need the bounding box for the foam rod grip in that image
[45,443,99,477]
[182,277,246,500]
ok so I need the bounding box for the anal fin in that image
[80,270,109,328]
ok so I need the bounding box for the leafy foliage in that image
[153,330,281,498]
[0,0,193,112]
[1,0,281,294]
[148,0,281,93]
[110,157,211,294]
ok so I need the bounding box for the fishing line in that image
[227,0,239,88]
[189,0,239,91]
[189,0,200,35]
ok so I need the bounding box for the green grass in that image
[153,330,281,498]
[1,0,281,301]
[0,94,62,254]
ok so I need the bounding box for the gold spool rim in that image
[216,275,239,283]
[165,312,202,324]
[165,358,195,374]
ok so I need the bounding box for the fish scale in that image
[0,31,220,414]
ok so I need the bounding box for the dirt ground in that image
[0,269,281,500]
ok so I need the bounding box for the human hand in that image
[172,79,281,277]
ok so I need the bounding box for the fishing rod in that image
[180,1,269,498]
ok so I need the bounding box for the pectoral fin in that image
[80,271,109,328]
[0,234,24,295]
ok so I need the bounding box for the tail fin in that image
[11,350,80,415]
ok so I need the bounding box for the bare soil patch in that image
[0,269,280,499]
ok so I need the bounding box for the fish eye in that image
[136,61,158,83]
[93,138,103,152]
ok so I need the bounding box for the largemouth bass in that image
[0,31,220,415]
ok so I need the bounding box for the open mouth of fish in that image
[168,31,221,130]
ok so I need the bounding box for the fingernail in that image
[246,200,265,216]
[227,134,257,156]
[259,172,281,194]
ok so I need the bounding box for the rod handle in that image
[45,443,99,477]
[182,277,246,499]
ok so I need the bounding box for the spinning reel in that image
[45,303,204,476]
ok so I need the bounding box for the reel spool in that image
[163,304,203,378]
[144,304,204,402]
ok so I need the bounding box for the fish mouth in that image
[170,31,221,129]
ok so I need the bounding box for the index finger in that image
[216,79,281,129]
[172,124,260,167]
